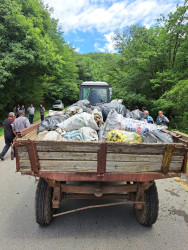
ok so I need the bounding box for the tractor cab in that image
[79,81,112,105]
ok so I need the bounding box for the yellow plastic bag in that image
[106,129,142,143]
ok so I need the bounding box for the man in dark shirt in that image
[0,112,16,160]
[16,104,20,118]
[40,104,45,121]
[20,104,25,115]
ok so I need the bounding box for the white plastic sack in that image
[92,108,103,120]
[63,127,98,141]
[42,131,61,140]
[63,130,84,141]
[80,127,98,141]
[48,110,64,116]
[57,113,99,132]
[37,131,49,140]
[65,106,83,116]
[111,99,123,104]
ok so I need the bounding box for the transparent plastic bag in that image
[100,103,126,121]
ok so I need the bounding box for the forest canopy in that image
[0,0,187,131]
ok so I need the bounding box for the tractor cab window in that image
[82,87,108,105]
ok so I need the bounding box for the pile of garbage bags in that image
[37,100,174,143]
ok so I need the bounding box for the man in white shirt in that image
[27,104,35,124]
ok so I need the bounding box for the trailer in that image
[13,124,188,226]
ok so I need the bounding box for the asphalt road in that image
[0,137,188,250]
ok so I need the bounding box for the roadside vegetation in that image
[0,128,3,137]
[0,0,187,132]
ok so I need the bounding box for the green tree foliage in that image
[154,80,188,132]
[78,2,188,130]
[0,0,79,120]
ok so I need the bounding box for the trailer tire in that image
[35,178,53,226]
[134,181,159,226]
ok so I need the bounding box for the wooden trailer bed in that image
[13,125,188,226]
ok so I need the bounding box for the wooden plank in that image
[107,143,186,155]
[16,140,186,155]
[173,131,188,142]
[19,159,182,173]
[39,152,97,161]
[36,141,101,152]
[106,161,182,172]
[17,150,184,163]
[107,154,163,162]
[22,129,37,139]
[19,160,97,172]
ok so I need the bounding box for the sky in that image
[42,0,184,54]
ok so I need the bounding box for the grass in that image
[25,109,49,123]
[0,127,3,137]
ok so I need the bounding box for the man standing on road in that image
[40,104,45,121]
[27,104,35,124]
[156,111,170,126]
[13,110,30,134]
[0,112,16,161]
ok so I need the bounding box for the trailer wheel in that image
[35,178,53,226]
[134,181,159,226]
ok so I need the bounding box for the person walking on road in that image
[0,112,16,161]
[40,104,45,121]
[27,104,35,124]
[13,110,30,134]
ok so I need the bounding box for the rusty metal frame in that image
[161,145,175,174]
[135,182,153,209]
[182,152,188,173]
[24,171,182,182]
[26,140,40,174]
[97,143,107,176]
[51,181,153,209]
[15,146,20,172]
[52,182,61,208]
[63,193,129,199]
[53,200,145,218]
[60,183,138,196]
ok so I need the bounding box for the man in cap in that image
[0,112,16,160]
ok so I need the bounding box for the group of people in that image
[13,104,45,124]
[0,104,45,161]
[139,107,170,126]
